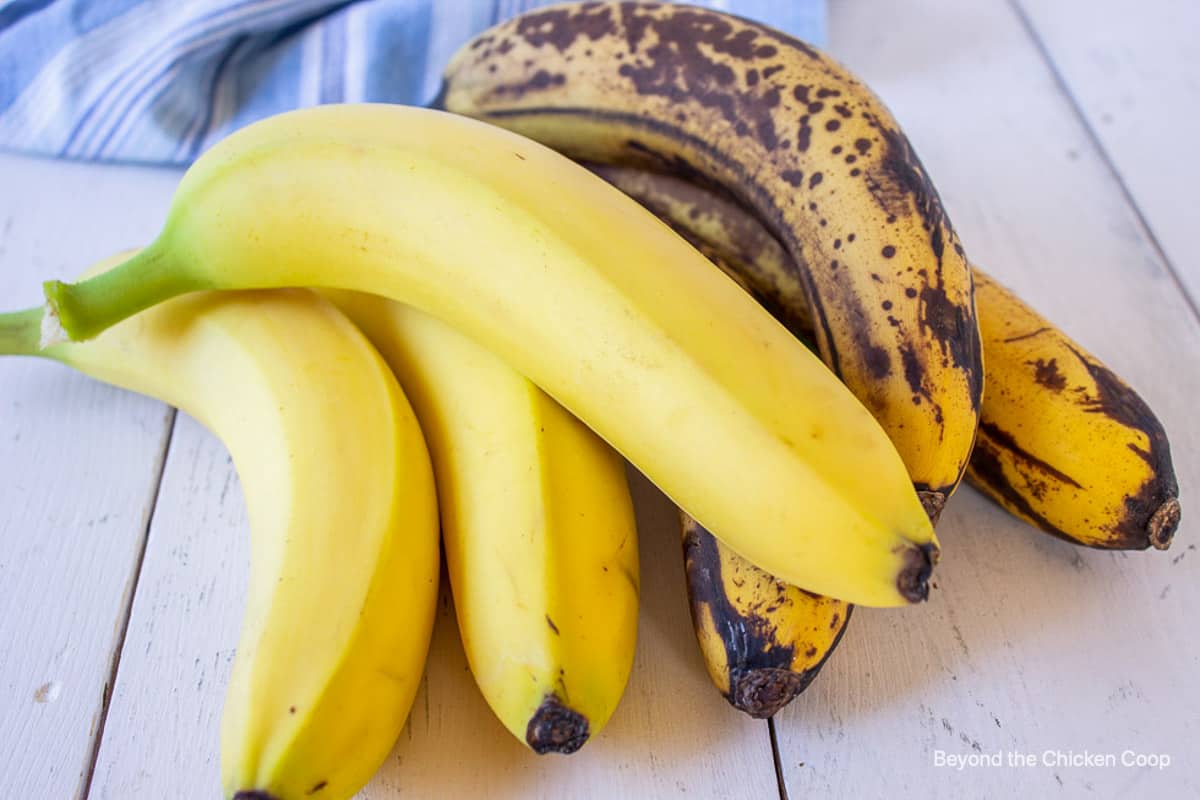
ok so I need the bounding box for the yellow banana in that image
[592,165,1181,550]
[968,272,1180,549]
[438,1,984,517]
[325,290,638,753]
[39,103,936,607]
[681,513,850,718]
[1,259,439,800]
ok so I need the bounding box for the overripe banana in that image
[38,103,937,607]
[325,290,639,754]
[681,513,850,718]
[967,271,1179,549]
[0,260,439,800]
[438,1,984,517]
[593,165,1181,551]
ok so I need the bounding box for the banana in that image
[967,272,1180,550]
[592,165,1181,550]
[324,290,638,754]
[437,1,984,518]
[38,103,937,607]
[681,513,850,718]
[0,260,439,800]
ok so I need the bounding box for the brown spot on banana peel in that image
[1029,357,1067,392]
[514,3,618,52]
[526,695,590,754]
[487,69,566,100]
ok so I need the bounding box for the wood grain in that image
[87,413,244,799]
[1015,0,1200,304]
[0,154,180,799]
[771,1,1200,797]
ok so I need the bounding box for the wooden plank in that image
[88,413,244,798]
[769,1,1200,798]
[1014,0,1200,304]
[89,422,780,797]
[0,154,180,799]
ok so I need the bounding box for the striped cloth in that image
[0,1,825,165]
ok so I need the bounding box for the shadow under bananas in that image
[363,464,776,798]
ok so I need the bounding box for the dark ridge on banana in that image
[976,420,1084,491]
[526,695,590,754]
[967,436,1083,545]
[443,1,983,502]
[682,517,851,717]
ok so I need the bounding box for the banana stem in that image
[42,245,205,343]
[0,307,49,357]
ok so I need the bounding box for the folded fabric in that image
[0,0,826,165]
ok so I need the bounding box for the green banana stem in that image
[42,245,205,343]
[0,307,49,357]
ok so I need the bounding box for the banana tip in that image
[898,542,938,603]
[728,667,808,719]
[526,695,590,754]
[232,792,279,800]
[1148,497,1181,550]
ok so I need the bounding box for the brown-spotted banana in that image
[1,259,439,800]
[591,164,1180,551]
[324,290,639,754]
[681,513,850,718]
[967,271,1179,549]
[437,0,984,518]
[36,103,937,607]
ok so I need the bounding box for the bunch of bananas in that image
[0,3,1179,798]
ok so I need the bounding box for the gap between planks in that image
[768,717,790,800]
[1008,0,1200,325]
[79,408,178,800]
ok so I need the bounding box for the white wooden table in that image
[2,1,1198,797]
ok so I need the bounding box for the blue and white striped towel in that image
[0,0,826,165]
